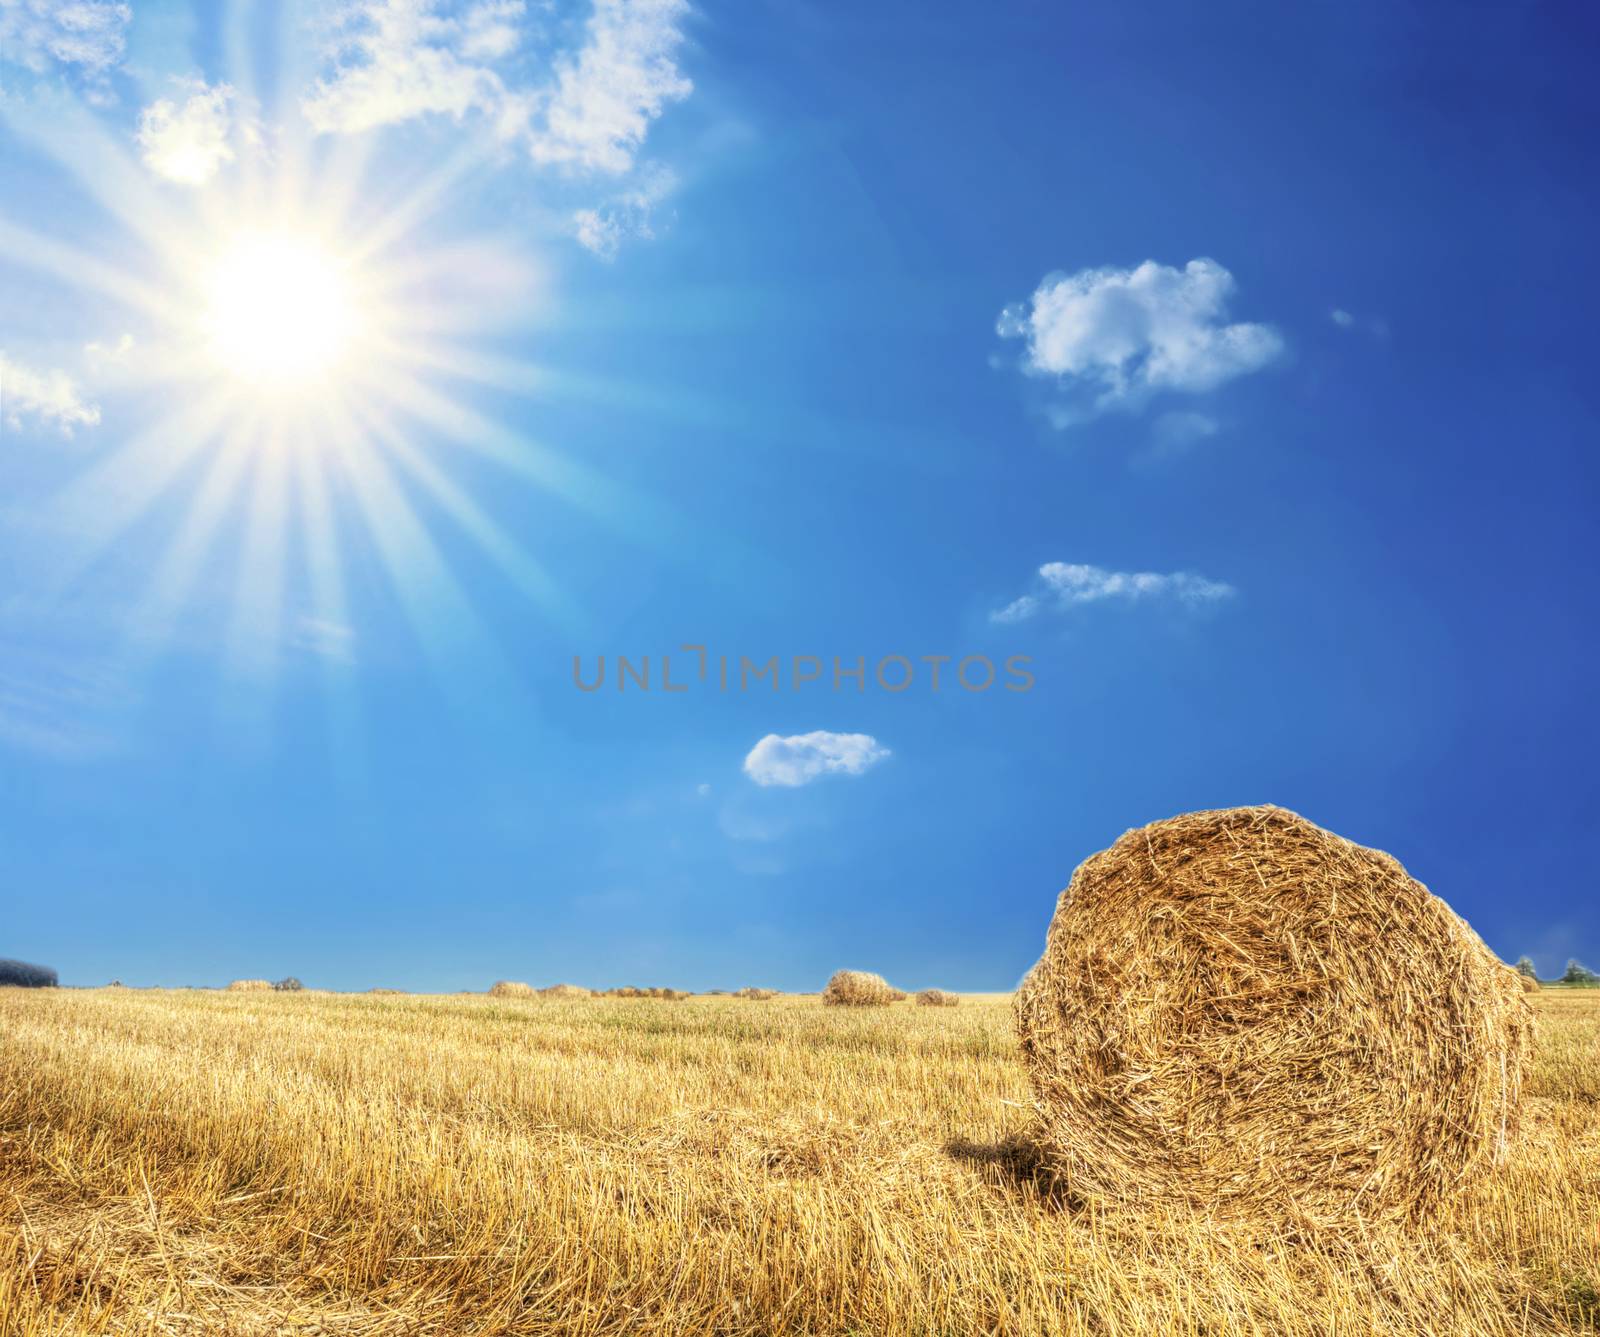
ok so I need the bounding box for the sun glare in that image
[203,233,365,388]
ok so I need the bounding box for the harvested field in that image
[0,987,1595,1335]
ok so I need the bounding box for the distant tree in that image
[273,976,305,992]
[1514,956,1539,979]
[1560,959,1600,986]
[0,958,58,988]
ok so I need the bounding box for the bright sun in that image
[202,232,366,388]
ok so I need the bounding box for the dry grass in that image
[0,987,1595,1336]
[1016,806,1533,1227]
[223,979,271,993]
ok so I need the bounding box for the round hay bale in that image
[916,988,959,1007]
[736,987,777,1000]
[540,983,591,999]
[226,979,273,992]
[1014,805,1533,1226]
[367,987,406,995]
[1517,973,1540,993]
[821,970,897,1007]
[489,980,535,997]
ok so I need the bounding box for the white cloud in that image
[526,0,691,175]
[695,782,711,798]
[997,258,1282,422]
[0,353,100,434]
[303,0,691,179]
[743,731,890,788]
[137,80,240,185]
[573,162,676,257]
[302,0,517,134]
[1330,308,1354,328]
[992,561,1235,623]
[0,0,130,78]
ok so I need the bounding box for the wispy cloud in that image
[1330,306,1389,340]
[573,162,676,257]
[302,0,692,252]
[304,0,691,177]
[524,0,692,175]
[991,561,1235,624]
[137,80,243,186]
[302,0,513,135]
[290,615,357,663]
[0,650,130,759]
[0,353,101,434]
[997,259,1282,425]
[0,0,130,80]
[743,731,889,788]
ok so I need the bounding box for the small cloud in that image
[1330,307,1389,340]
[0,352,100,434]
[0,0,130,80]
[997,258,1282,425]
[743,731,890,788]
[695,782,712,798]
[290,615,356,663]
[83,333,135,366]
[1151,410,1219,453]
[137,80,241,186]
[992,561,1235,623]
[573,162,676,258]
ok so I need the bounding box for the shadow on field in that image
[944,1133,1085,1212]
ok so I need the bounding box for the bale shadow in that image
[944,1133,1084,1212]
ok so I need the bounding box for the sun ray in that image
[0,218,181,325]
[1,98,191,260]
[329,428,524,720]
[223,423,291,686]
[351,394,582,635]
[119,424,258,665]
[44,389,239,596]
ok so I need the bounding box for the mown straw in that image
[822,971,899,1007]
[916,989,959,1007]
[540,983,591,1000]
[1014,804,1533,1226]
[488,980,535,997]
[225,980,272,993]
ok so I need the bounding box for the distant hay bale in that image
[273,976,305,992]
[489,980,535,997]
[1518,973,1541,993]
[0,959,58,988]
[916,988,959,1007]
[1014,805,1533,1226]
[540,983,591,999]
[605,986,644,998]
[821,970,898,1007]
[367,987,406,995]
[736,987,778,1000]
[226,979,273,992]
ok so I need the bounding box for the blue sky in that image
[2,0,1596,990]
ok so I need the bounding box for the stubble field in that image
[0,986,1596,1336]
